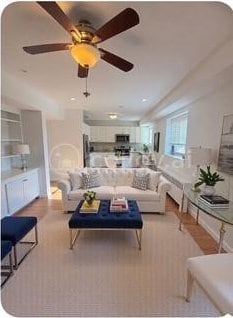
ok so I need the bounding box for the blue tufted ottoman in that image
[69,200,143,250]
[1,216,38,269]
[1,240,14,287]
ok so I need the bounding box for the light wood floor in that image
[15,188,219,255]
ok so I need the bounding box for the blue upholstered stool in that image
[1,240,14,287]
[1,216,38,269]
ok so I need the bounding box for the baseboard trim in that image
[189,205,233,253]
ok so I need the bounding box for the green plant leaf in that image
[194,181,203,188]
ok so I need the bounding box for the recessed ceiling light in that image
[70,97,76,101]
[107,113,118,119]
[142,98,147,102]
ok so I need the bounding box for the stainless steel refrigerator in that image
[83,134,90,167]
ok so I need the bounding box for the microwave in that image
[115,134,130,143]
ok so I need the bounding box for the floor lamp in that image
[188,147,212,191]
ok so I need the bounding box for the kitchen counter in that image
[90,152,142,168]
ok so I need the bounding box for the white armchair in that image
[186,253,233,314]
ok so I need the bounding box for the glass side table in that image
[179,184,233,253]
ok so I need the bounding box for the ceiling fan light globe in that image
[71,44,100,68]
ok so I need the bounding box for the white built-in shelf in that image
[1,154,21,159]
[1,110,23,170]
[1,118,21,124]
[2,138,22,142]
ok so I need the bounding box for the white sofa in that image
[57,168,171,213]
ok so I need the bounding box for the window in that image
[140,125,152,145]
[165,112,188,159]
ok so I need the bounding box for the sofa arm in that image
[57,180,71,198]
[158,176,171,195]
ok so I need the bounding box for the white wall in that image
[21,110,51,196]
[47,109,84,181]
[154,81,233,251]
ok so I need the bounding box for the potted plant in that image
[143,144,149,153]
[194,166,224,195]
[83,191,96,206]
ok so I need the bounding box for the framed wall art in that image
[154,132,160,152]
[217,114,233,174]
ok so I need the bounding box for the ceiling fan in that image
[23,2,140,78]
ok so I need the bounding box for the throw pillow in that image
[132,173,149,191]
[81,171,100,189]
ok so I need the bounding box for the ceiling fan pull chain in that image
[83,77,91,98]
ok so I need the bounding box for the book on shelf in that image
[110,197,128,212]
[80,200,100,213]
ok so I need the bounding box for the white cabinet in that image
[134,127,140,143]
[90,125,141,143]
[82,123,90,138]
[1,185,8,217]
[6,178,24,215]
[2,169,40,215]
[105,127,115,142]
[23,170,40,204]
[90,126,106,142]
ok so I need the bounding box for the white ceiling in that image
[2,1,233,121]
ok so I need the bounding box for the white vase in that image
[203,185,215,195]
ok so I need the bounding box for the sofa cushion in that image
[99,168,117,186]
[81,171,100,189]
[148,171,161,191]
[115,169,134,186]
[115,186,160,201]
[68,186,114,201]
[132,172,149,191]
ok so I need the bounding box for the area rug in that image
[1,210,219,317]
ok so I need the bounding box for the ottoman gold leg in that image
[70,229,81,249]
[135,229,142,250]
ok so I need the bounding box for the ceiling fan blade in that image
[37,2,81,40]
[23,43,71,55]
[99,48,133,72]
[78,65,89,78]
[93,8,139,44]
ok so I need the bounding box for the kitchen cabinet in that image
[82,123,90,138]
[105,127,116,142]
[90,126,107,142]
[2,169,40,216]
[90,125,141,143]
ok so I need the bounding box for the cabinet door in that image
[129,127,136,143]
[135,127,141,143]
[1,184,9,217]
[90,126,97,142]
[6,178,24,215]
[23,171,39,204]
[90,126,106,142]
[105,127,115,142]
